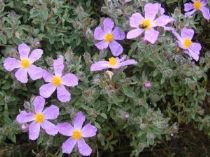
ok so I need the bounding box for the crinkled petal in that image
[29,49,43,63]
[109,40,123,56]
[144,29,159,44]
[181,28,194,39]
[94,26,105,40]
[154,15,174,27]
[144,3,159,20]
[33,96,45,113]
[43,105,59,120]
[112,27,125,40]
[78,138,92,156]
[18,43,30,59]
[90,61,109,71]
[95,41,109,50]
[16,111,34,123]
[29,122,40,140]
[127,28,144,39]
[185,9,196,16]
[42,70,53,82]
[39,83,56,98]
[57,85,71,102]
[184,3,194,12]
[103,18,114,32]
[53,58,64,76]
[200,6,210,20]
[189,42,202,55]
[129,13,144,28]
[62,137,76,154]
[28,65,43,80]
[73,112,85,130]
[62,73,78,87]
[81,124,97,138]
[41,120,58,135]
[15,68,28,83]
[120,59,138,67]
[57,122,74,136]
[3,57,20,71]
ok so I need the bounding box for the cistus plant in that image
[0,0,210,157]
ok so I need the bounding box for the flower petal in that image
[39,83,56,98]
[181,28,194,40]
[73,112,85,130]
[90,61,109,72]
[15,68,28,83]
[62,137,76,154]
[16,111,34,123]
[189,42,202,55]
[33,96,45,113]
[95,41,109,50]
[129,13,144,28]
[41,120,58,135]
[120,59,138,67]
[185,9,196,16]
[53,58,64,76]
[144,3,159,20]
[200,6,210,20]
[62,73,78,87]
[43,105,59,120]
[29,49,43,63]
[57,85,71,102]
[81,124,97,138]
[103,18,114,32]
[94,26,105,40]
[154,15,174,27]
[57,122,74,136]
[29,122,40,140]
[184,2,194,12]
[127,28,144,39]
[109,40,123,56]
[3,57,20,71]
[112,27,125,40]
[42,70,53,82]
[78,138,92,156]
[18,43,30,59]
[28,65,43,80]
[144,28,159,44]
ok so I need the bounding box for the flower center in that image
[108,57,118,66]
[20,58,31,69]
[34,113,45,123]
[193,1,202,10]
[139,19,151,30]
[104,33,113,42]
[51,76,62,86]
[72,130,82,140]
[183,38,192,48]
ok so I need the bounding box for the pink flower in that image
[90,56,137,72]
[3,43,43,83]
[172,28,201,61]
[127,3,174,44]
[94,18,125,56]
[57,112,97,156]
[39,58,79,102]
[184,0,210,20]
[144,81,152,89]
[16,96,59,140]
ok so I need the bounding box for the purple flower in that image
[184,0,210,20]
[94,18,125,56]
[144,81,152,89]
[127,3,174,44]
[16,96,59,140]
[57,112,97,156]
[39,58,78,103]
[3,43,43,83]
[90,56,137,72]
[172,28,201,61]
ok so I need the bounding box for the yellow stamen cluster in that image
[34,113,45,123]
[108,57,118,66]
[51,76,62,87]
[104,33,114,42]
[140,19,152,30]
[193,1,202,10]
[72,130,82,140]
[20,58,31,69]
[183,38,192,48]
